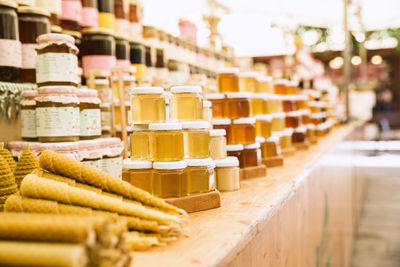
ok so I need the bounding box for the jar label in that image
[36,106,80,137]
[101,110,111,129]
[116,59,130,67]
[21,109,36,138]
[22,44,37,69]
[61,0,82,22]
[80,108,101,136]
[0,40,22,68]
[81,6,98,27]
[82,55,116,75]
[36,53,78,84]
[36,0,62,15]
[82,159,102,171]
[102,156,122,179]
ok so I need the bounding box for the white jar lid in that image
[217,67,239,74]
[251,93,269,99]
[240,72,258,78]
[131,86,164,94]
[210,129,226,136]
[257,76,272,82]
[203,100,212,108]
[297,94,308,101]
[298,109,311,115]
[310,112,327,119]
[256,137,265,143]
[265,136,280,142]
[294,126,307,133]
[123,159,152,169]
[284,128,294,136]
[272,112,286,119]
[153,160,187,170]
[307,123,316,130]
[244,142,260,149]
[212,118,231,125]
[308,101,326,107]
[206,93,225,100]
[287,80,298,87]
[185,158,213,167]
[226,92,252,99]
[113,75,136,82]
[215,157,239,167]
[181,121,210,129]
[170,85,202,94]
[286,111,302,117]
[255,114,272,121]
[94,79,109,85]
[263,94,276,100]
[272,131,284,137]
[100,103,111,108]
[233,117,256,124]
[149,122,182,131]
[226,144,244,151]
[274,79,288,85]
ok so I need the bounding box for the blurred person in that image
[373,89,395,138]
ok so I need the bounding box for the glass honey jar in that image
[256,76,273,93]
[306,123,316,140]
[77,88,101,139]
[182,121,210,159]
[255,114,272,138]
[80,0,98,28]
[130,41,145,81]
[273,79,288,95]
[115,35,130,67]
[292,126,307,143]
[213,118,232,145]
[286,81,298,94]
[60,0,82,31]
[226,92,251,119]
[299,109,311,124]
[152,160,188,198]
[262,136,281,158]
[149,122,184,161]
[226,144,244,168]
[250,93,268,116]
[282,95,296,112]
[130,126,150,160]
[280,129,293,149]
[239,72,258,93]
[113,101,130,127]
[217,67,239,93]
[206,93,226,118]
[310,112,327,125]
[271,112,286,132]
[215,157,240,192]
[202,100,213,125]
[231,117,256,145]
[130,86,166,124]
[210,129,227,160]
[170,85,203,121]
[268,94,283,113]
[309,101,325,113]
[243,142,261,168]
[20,90,38,141]
[98,0,115,30]
[122,159,152,193]
[185,158,214,195]
[285,111,302,128]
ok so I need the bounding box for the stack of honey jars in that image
[124,85,225,197]
[303,88,330,137]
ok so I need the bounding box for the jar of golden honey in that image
[185,158,214,195]
[149,122,184,161]
[250,93,268,116]
[255,114,272,138]
[239,72,258,93]
[306,123,316,140]
[273,79,288,95]
[262,136,281,158]
[310,112,327,125]
[286,81,298,94]
[243,142,261,168]
[299,109,311,124]
[152,160,187,198]
[282,95,296,112]
[130,86,166,124]
[206,93,226,118]
[285,111,302,128]
[231,117,256,145]
[256,76,273,93]
[170,85,203,121]
[226,144,244,168]
[202,100,213,125]
[292,126,307,143]
[226,92,251,119]
[122,159,152,193]
[215,157,240,192]
[210,129,226,160]
[297,94,309,110]
[217,67,239,93]
[130,126,150,160]
[213,118,232,145]
[271,112,286,132]
[269,94,283,113]
[280,129,293,149]
[182,121,210,159]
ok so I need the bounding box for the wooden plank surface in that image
[133,125,358,267]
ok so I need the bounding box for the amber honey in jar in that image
[215,157,240,192]
[113,101,130,127]
[130,126,150,160]
[299,109,311,124]
[81,28,116,76]
[130,41,145,81]
[210,129,227,160]
[77,88,101,139]
[213,118,232,145]
[122,159,152,193]
[81,0,98,28]
[239,72,257,93]
[271,112,286,132]
[182,121,210,159]
[131,86,166,124]
[20,90,38,141]
[18,6,50,83]
[36,33,79,87]
[279,129,293,149]
[226,92,251,119]
[226,144,244,168]
[243,142,261,168]
[231,117,256,145]
[297,94,309,110]
[292,126,307,143]
[0,0,21,82]
[206,93,226,118]
[273,79,288,95]
[285,111,302,128]
[250,93,268,116]
[98,0,115,30]
[152,161,188,198]
[255,114,272,139]
[149,122,184,161]
[170,86,203,121]
[185,158,214,195]
[256,76,273,93]
[287,81,298,94]
[35,86,80,142]
[263,136,281,158]
[306,123,316,140]
[311,112,327,125]
[36,0,62,27]
[60,0,82,31]
[217,67,239,93]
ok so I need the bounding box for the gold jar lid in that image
[18,6,50,16]
[0,0,18,8]
[82,27,114,36]
[62,30,82,39]
[51,25,62,33]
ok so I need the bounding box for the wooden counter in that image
[134,124,363,267]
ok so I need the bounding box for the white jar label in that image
[36,53,78,84]
[21,109,36,138]
[36,106,80,137]
[102,156,122,179]
[82,159,102,171]
[80,109,101,136]
[101,110,111,129]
